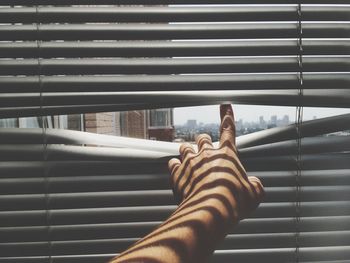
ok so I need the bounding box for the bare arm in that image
[109,104,264,263]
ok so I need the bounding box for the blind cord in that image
[36,4,52,263]
[295,3,304,263]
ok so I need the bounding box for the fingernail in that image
[222,104,232,114]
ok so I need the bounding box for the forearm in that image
[109,105,264,263]
[110,180,240,263]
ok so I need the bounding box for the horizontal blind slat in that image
[0,40,348,58]
[0,0,348,4]
[1,6,349,23]
[212,246,350,263]
[0,257,48,263]
[1,136,348,161]
[1,90,350,118]
[1,186,350,210]
[2,231,350,256]
[1,201,350,227]
[0,56,349,76]
[1,23,349,41]
[0,170,349,192]
[1,216,350,242]
[1,73,349,92]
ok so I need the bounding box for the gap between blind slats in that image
[2,112,349,150]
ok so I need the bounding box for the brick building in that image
[84,109,174,141]
[1,109,174,141]
[85,112,121,135]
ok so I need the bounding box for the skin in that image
[109,104,264,263]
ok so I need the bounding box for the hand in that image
[111,105,264,263]
[168,104,264,221]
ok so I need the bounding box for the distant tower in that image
[270,115,277,126]
[259,116,266,129]
[268,115,278,128]
[186,119,197,130]
[282,115,290,125]
[259,116,264,124]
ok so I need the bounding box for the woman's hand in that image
[168,104,264,221]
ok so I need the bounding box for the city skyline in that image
[174,113,291,142]
[174,105,350,125]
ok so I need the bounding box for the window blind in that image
[0,1,350,263]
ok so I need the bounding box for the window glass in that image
[0,118,18,128]
[149,109,171,127]
[19,117,42,128]
[67,114,84,131]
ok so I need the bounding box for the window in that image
[0,118,18,128]
[149,109,172,128]
[0,1,349,263]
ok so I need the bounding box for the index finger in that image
[219,104,236,147]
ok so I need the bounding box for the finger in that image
[168,158,182,204]
[220,103,230,120]
[168,158,181,175]
[219,104,236,148]
[196,134,213,152]
[179,143,196,161]
[248,176,265,201]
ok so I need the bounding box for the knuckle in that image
[168,158,180,171]
[196,133,211,143]
[179,143,193,154]
[196,134,213,151]
[179,143,187,152]
[168,157,178,165]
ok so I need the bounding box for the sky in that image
[174,104,350,125]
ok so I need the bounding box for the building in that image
[0,109,175,141]
[85,109,175,141]
[120,110,148,138]
[148,109,175,141]
[281,115,290,126]
[85,112,120,135]
[270,115,278,126]
[259,116,267,129]
[186,119,197,130]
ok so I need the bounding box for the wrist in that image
[177,184,240,226]
[174,191,237,258]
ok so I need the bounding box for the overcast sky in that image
[174,105,350,125]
